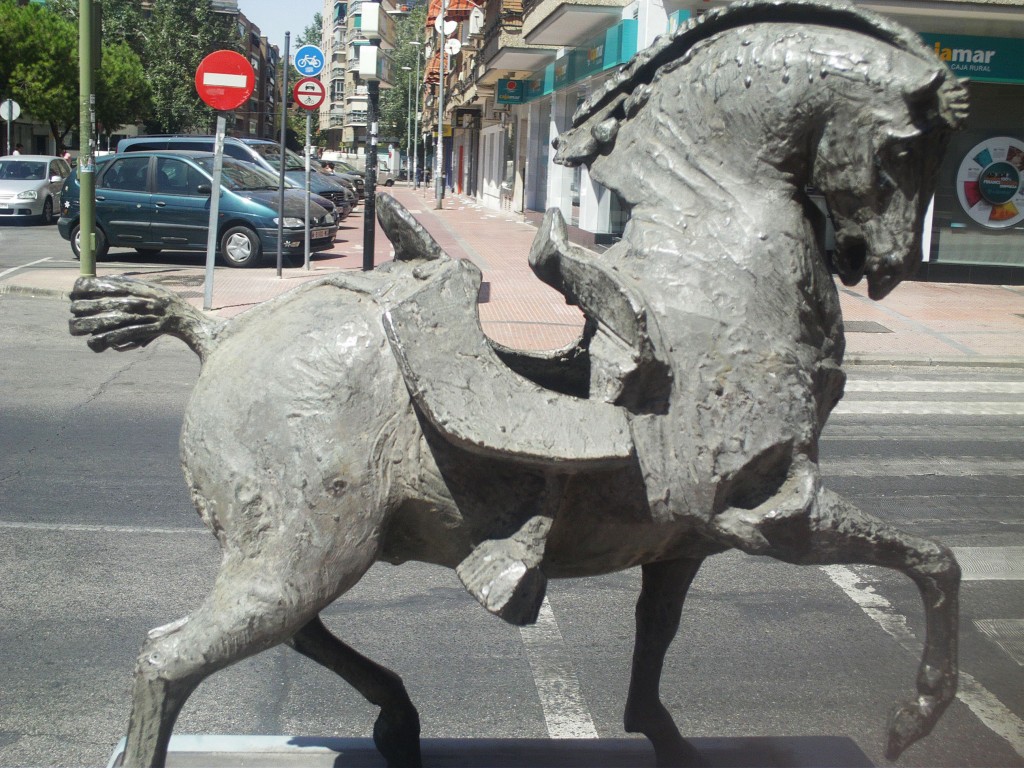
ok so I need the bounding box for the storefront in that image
[916,32,1024,282]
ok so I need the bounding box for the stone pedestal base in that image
[107,735,873,767]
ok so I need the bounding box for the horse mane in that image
[555,0,969,167]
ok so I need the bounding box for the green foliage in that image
[297,12,324,48]
[143,0,239,134]
[379,3,428,153]
[0,0,150,150]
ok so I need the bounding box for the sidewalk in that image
[3,184,1023,366]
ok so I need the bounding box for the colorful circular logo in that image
[956,137,1024,229]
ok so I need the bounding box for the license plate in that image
[312,228,331,239]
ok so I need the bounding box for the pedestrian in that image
[62,151,72,162]
[13,143,23,155]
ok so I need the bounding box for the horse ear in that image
[903,69,967,128]
[376,193,448,262]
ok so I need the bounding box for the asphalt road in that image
[1,290,1022,768]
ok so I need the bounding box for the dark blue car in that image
[58,151,339,267]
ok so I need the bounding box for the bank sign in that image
[920,33,1024,84]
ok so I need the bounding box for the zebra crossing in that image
[821,369,1024,758]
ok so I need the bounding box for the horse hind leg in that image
[122,551,356,768]
[287,615,422,768]
[713,469,959,760]
[624,557,705,767]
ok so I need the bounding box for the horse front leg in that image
[287,615,422,768]
[624,557,705,767]
[713,467,959,760]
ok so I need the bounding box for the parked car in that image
[318,158,367,198]
[0,155,72,224]
[57,151,338,267]
[240,139,366,203]
[116,136,357,215]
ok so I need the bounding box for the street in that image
[1,279,1022,768]
[6,217,1024,768]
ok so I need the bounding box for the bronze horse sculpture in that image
[69,1,968,766]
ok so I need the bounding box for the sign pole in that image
[363,78,379,271]
[304,110,311,270]
[78,0,95,276]
[203,115,226,310]
[277,32,290,278]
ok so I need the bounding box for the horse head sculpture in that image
[69,2,968,767]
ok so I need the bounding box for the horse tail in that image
[69,275,220,361]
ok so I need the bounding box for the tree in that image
[97,41,151,140]
[0,1,150,151]
[142,0,238,134]
[297,12,324,48]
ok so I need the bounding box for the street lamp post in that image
[409,41,422,188]
[402,65,412,183]
[434,0,448,210]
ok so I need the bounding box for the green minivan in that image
[58,151,338,267]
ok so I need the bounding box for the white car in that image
[0,155,72,224]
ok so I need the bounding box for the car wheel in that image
[134,247,162,255]
[385,179,394,187]
[41,197,54,225]
[220,225,262,267]
[70,223,109,261]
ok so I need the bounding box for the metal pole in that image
[277,32,290,277]
[413,48,421,189]
[404,67,411,183]
[202,115,226,310]
[362,78,379,271]
[434,0,447,209]
[78,0,95,276]
[304,110,311,270]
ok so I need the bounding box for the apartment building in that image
[419,0,1024,283]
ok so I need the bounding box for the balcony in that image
[478,0,556,86]
[522,0,626,47]
[347,110,368,126]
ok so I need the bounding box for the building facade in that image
[419,0,1024,282]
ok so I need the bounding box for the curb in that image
[0,283,72,301]
[844,354,1024,369]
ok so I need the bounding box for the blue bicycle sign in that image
[294,45,325,77]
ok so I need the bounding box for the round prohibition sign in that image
[293,77,326,110]
[195,50,255,111]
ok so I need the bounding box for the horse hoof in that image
[885,696,941,760]
[373,707,422,768]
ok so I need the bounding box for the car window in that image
[49,161,65,179]
[0,160,47,181]
[99,156,150,192]
[193,157,279,191]
[155,157,206,195]
[246,143,305,172]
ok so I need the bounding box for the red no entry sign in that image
[195,50,255,111]
[294,77,326,110]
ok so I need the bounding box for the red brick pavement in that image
[2,185,1022,363]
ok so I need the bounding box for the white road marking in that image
[821,458,1024,477]
[519,598,599,739]
[844,381,1024,394]
[975,620,1024,666]
[953,547,1024,581]
[833,402,1024,416]
[822,565,1024,758]
[0,520,206,535]
[0,257,52,279]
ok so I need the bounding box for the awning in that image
[425,51,451,84]
[426,0,479,27]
